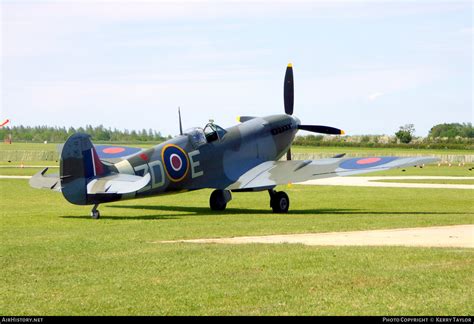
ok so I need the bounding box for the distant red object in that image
[0,119,10,127]
[3,133,12,144]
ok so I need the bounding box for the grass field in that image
[1,142,473,179]
[0,142,156,152]
[373,179,474,185]
[2,142,472,163]
[0,167,58,176]
[2,142,471,154]
[0,165,472,178]
[1,178,473,315]
[293,145,472,156]
[357,164,473,177]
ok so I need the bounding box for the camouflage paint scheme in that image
[30,113,436,208]
[29,64,438,215]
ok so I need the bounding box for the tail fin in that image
[60,133,108,205]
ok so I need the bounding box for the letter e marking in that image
[188,150,204,178]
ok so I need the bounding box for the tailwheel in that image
[91,204,100,219]
[269,190,290,213]
[210,190,232,211]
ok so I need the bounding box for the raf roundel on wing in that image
[339,157,398,170]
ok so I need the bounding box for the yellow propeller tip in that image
[340,130,346,135]
[287,63,293,68]
[237,116,241,122]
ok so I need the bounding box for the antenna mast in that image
[178,107,183,135]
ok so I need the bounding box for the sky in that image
[1,0,472,137]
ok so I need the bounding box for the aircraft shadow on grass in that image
[60,205,464,220]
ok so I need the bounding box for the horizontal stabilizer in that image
[29,168,61,191]
[87,173,151,194]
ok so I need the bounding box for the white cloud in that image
[368,92,384,101]
[299,66,440,106]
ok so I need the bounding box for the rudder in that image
[60,133,107,205]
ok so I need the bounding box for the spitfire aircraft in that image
[30,64,437,219]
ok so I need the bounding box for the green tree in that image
[429,123,473,138]
[395,124,415,144]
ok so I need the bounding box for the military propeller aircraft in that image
[30,64,437,219]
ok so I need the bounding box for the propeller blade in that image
[298,125,345,135]
[286,148,292,161]
[284,63,294,115]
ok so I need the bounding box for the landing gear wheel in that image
[91,210,100,219]
[210,190,232,211]
[270,191,290,213]
[91,204,100,219]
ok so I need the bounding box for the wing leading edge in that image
[225,156,439,190]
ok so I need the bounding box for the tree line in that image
[428,123,473,138]
[1,122,472,150]
[0,125,171,143]
[295,123,473,150]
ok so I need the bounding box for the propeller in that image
[284,64,294,115]
[283,63,345,160]
[298,125,345,135]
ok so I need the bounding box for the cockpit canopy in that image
[203,123,226,142]
[185,128,207,148]
[185,123,227,148]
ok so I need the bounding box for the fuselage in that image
[108,114,300,199]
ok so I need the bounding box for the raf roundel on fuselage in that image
[162,144,190,182]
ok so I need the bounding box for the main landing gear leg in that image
[210,190,232,211]
[91,204,100,219]
[268,189,290,213]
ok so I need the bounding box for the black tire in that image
[91,210,100,219]
[271,191,289,213]
[210,190,228,211]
